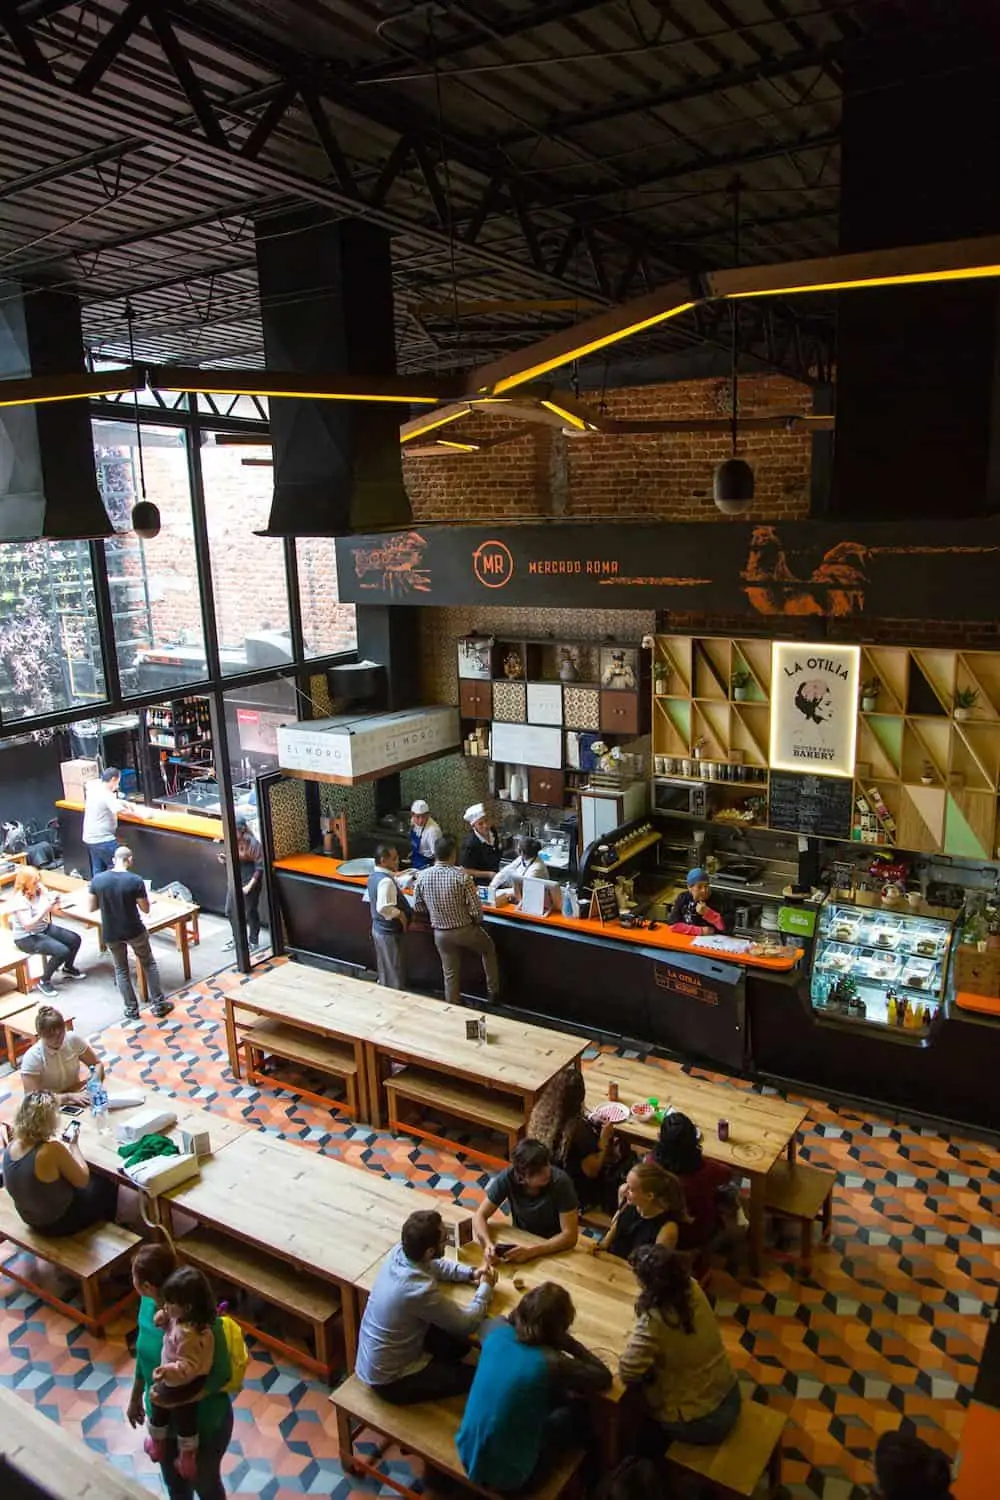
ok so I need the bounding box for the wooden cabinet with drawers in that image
[600,690,640,736]
[528,768,566,806]
[459,680,492,719]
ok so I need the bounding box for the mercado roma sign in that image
[335,520,1000,621]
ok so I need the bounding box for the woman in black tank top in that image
[598,1162,691,1259]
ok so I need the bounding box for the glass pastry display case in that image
[810,900,956,1035]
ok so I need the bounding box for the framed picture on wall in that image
[600,647,638,690]
[458,636,494,680]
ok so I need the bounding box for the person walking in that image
[88,845,174,1020]
[413,833,500,1005]
[8,867,86,998]
[82,767,128,875]
[368,843,410,990]
[222,817,265,953]
[356,1209,496,1404]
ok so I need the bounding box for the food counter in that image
[57,797,228,912]
[272,854,1000,1131]
[273,854,802,1073]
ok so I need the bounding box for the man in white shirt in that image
[81,768,128,875]
[367,844,410,990]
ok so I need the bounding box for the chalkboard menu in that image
[589,883,619,924]
[768,770,854,840]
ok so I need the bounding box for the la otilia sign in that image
[277,706,460,783]
[768,642,860,779]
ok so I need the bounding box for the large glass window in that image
[0,539,106,724]
[94,420,207,697]
[200,436,292,676]
[296,538,358,657]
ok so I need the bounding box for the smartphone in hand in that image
[493,1242,517,1260]
[62,1120,81,1144]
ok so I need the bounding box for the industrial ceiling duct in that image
[254,209,411,537]
[0,284,113,541]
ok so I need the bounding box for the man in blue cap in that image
[667,867,731,935]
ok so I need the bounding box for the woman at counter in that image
[667,868,732,936]
[460,803,503,879]
[488,835,547,901]
[409,799,442,871]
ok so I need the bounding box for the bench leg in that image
[80,1274,104,1335]
[341,1286,359,1373]
[767,1434,783,1495]
[316,1315,336,1380]
[821,1191,833,1241]
[333,1403,360,1475]
[800,1219,813,1277]
[224,998,242,1079]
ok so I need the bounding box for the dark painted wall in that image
[0,735,65,833]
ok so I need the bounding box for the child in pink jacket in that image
[144,1266,216,1481]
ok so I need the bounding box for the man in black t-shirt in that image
[88,845,173,1021]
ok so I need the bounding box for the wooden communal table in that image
[74,1088,251,1178]
[369,994,587,1133]
[223,966,411,1122]
[358,1225,639,1464]
[163,1129,469,1368]
[583,1053,808,1276]
[0,1380,154,1500]
[55,889,201,998]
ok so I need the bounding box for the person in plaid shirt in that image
[414,834,500,1006]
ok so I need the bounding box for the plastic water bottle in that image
[87,1066,110,1136]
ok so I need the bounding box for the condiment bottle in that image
[887,995,897,1027]
[607,1081,619,1102]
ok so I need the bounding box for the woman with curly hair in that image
[527,1068,628,1212]
[619,1244,740,1446]
[2,1090,116,1234]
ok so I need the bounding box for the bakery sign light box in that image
[768,641,861,779]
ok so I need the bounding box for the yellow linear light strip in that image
[436,439,480,451]
[725,264,1000,300]
[541,400,589,431]
[400,405,472,442]
[160,381,442,404]
[492,301,696,394]
[0,385,138,408]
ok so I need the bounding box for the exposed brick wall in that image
[403,375,813,523]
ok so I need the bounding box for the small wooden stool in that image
[668,1399,786,1498]
[764,1160,834,1274]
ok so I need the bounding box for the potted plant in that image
[954,687,979,721]
[731,669,751,702]
[861,677,880,712]
[920,761,935,786]
[988,911,1000,951]
[653,663,669,696]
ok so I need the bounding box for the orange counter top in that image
[273,853,802,974]
[57,798,222,842]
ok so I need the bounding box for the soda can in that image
[717,1118,730,1142]
[608,1082,619,1102]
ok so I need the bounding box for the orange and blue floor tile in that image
[0,963,996,1498]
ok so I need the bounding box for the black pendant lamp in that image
[126,304,161,539]
[714,179,754,515]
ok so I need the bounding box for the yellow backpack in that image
[218,1314,248,1394]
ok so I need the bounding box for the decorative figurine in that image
[558,647,579,682]
[503,649,523,679]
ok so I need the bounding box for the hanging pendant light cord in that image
[126,301,148,500]
[729,176,741,457]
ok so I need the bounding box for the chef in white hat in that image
[460,801,502,879]
[409,799,442,871]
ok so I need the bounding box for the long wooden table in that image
[358,1225,639,1462]
[56,888,201,997]
[163,1129,470,1367]
[75,1088,251,1177]
[369,991,587,1130]
[0,1381,153,1500]
[583,1053,808,1276]
[224,966,411,1122]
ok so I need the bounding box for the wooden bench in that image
[763,1160,834,1274]
[178,1224,342,1378]
[0,1191,139,1333]
[383,1065,525,1169]
[0,990,37,1067]
[332,1373,584,1500]
[0,938,30,999]
[242,1018,360,1117]
[667,1398,786,1498]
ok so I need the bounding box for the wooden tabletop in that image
[58,891,200,932]
[231,965,411,1044]
[76,1089,251,1176]
[359,1227,638,1402]
[584,1054,808,1178]
[372,994,587,1096]
[0,1382,153,1500]
[166,1130,468,1287]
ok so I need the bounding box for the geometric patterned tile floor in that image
[1,960,996,1500]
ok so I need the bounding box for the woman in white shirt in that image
[20,1005,103,1108]
[488,836,548,900]
[9,867,86,999]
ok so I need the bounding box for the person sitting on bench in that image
[873,1427,954,1500]
[2,1090,116,1236]
[473,1139,579,1265]
[355,1209,497,1405]
[20,1005,103,1108]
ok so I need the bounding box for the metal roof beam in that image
[356,0,614,81]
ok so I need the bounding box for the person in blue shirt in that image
[456,1282,612,1492]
